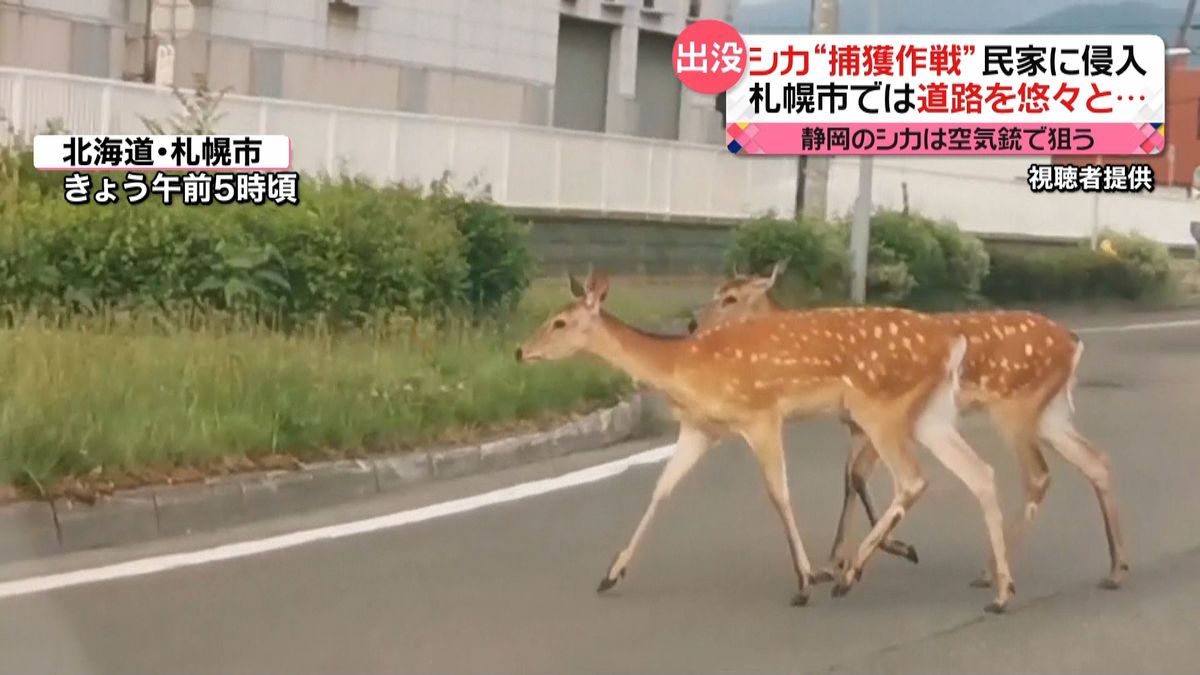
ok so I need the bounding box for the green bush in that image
[866,237,916,304]
[725,210,990,308]
[868,210,948,292]
[426,180,536,316]
[0,121,68,204]
[725,207,1173,308]
[725,215,849,303]
[981,235,1172,303]
[929,219,990,295]
[1099,229,1173,294]
[0,150,535,324]
[865,210,989,305]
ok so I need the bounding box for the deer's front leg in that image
[740,417,815,607]
[598,422,715,593]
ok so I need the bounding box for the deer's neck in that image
[588,311,684,387]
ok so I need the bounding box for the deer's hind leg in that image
[815,420,920,584]
[1037,388,1129,590]
[910,368,1015,613]
[970,401,1052,589]
[835,337,1016,614]
[827,408,928,600]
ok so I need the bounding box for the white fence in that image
[0,67,797,221]
[2,67,1197,247]
[827,156,1200,248]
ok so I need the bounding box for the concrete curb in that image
[0,395,647,566]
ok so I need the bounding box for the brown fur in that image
[691,266,1129,589]
[517,270,1017,612]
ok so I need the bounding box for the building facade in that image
[0,0,735,144]
[1052,60,1200,193]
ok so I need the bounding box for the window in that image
[327,0,359,28]
[688,0,702,18]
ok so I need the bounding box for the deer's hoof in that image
[902,544,919,565]
[984,600,1008,614]
[597,556,627,594]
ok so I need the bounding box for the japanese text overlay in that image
[675,31,1167,157]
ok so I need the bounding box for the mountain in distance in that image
[732,0,1187,39]
[1004,2,1184,44]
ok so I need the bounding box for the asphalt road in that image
[1,310,1199,674]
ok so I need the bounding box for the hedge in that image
[0,148,535,325]
[982,230,1173,303]
[727,210,1172,307]
[724,215,850,304]
[861,210,989,307]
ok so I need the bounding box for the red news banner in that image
[674,23,1166,157]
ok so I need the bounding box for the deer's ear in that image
[766,258,789,286]
[583,269,610,311]
[568,273,586,299]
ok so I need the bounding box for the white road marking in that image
[0,444,674,601]
[1073,318,1200,334]
[0,315,1196,600]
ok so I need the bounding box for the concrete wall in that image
[529,215,735,276]
[112,0,558,125]
[0,2,125,78]
[1,0,732,142]
[181,0,560,85]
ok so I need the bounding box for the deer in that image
[688,260,1129,591]
[515,269,1017,613]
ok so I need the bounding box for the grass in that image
[8,263,1186,498]
[0,277,716,496]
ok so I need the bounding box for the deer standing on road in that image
[516,270,1016,612]
[689,261,1129,590]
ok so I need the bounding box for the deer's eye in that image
[721,296,738,306]
[552,318,567,329]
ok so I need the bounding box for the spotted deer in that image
[516,269,1016,613]
[689,260,1129,590]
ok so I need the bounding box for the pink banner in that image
[726,122,1165,156]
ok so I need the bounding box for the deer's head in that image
[688,259,787,334]
[515,270,610,363]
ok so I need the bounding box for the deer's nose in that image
[687,318,698,334]
[514,347,524,362]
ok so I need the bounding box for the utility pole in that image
[1168,0,1198,73]
[848,0,878,303]
[142,0,154,83]
[1176,0,1198,53]
[793,0,817,219]
[803,0,838,222]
